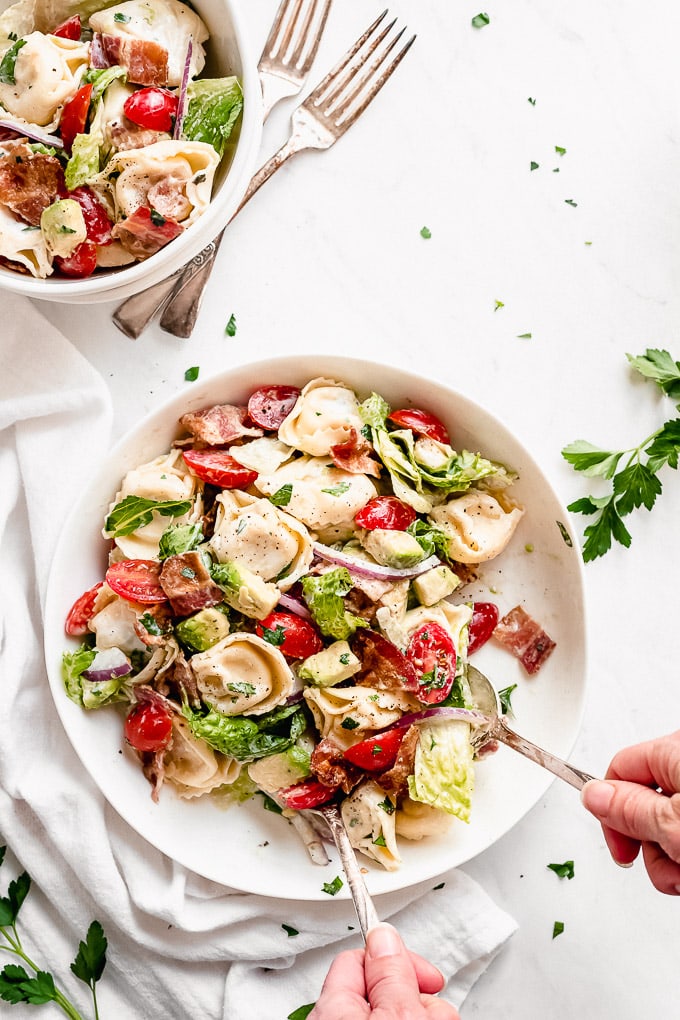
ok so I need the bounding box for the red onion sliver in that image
[83,647,132,682]
[312,541,439,580]
[277,594,312,620]
[383,706,490,732]
[173,38,192,139]
[0,120,64,149]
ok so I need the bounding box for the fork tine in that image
[338,32,415,129]
[277,0,306,60]
[291,0,332,72]
[305,9,388,102]
[261,0,292,58]
[330,25,409,122]
[319,17,398,112]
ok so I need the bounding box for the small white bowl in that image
[0,0,262,304]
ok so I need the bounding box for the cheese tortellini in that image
[341,780,401,871]
[278,378,365,456]
[0,33,89,128]
[164,717,242,799]
[0,204,51,278]
[303,685,419,750]
[190,634,295,716]
[429,491,524,563]
[394,797,453,841]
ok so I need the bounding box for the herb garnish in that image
[341,717,359,730]
[261,624,285,647]
[184,366,200,382]
[497,683,517,715]
[281,924,299,937]
[320,482,351,497]
[105,495,192,538]
[288,1005,315,1020]
[225,314,237,337]
[471,12,490,28]
[530,161,539,171]
[0,39,26,85]
[552,921,565,939]
[420,226,432,239]
[547,860,574,880]
[564,199,577,207]
[322,876,343,896]
[517,333,532,339]
[339,652,350,665]
[113,11,130,21]
[270,484,293,507]
[372,834,387,847]
[377,798,395,814]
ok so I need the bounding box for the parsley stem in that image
[0,927,85,1020]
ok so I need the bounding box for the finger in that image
[365,923,424,1013]
[421,992,461,1018]
[582,780,680,860]
[641,841,680,895]
[408,950,446,994]
[606,731,680,790]
[600,822,640,866]
[310,949,368,1019]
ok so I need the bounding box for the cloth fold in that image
[0,295,517,1019]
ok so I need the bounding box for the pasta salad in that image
[61,377,544,872]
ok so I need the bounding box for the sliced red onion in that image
[278,594,312,620]
[83,647,132,683]
[384,706,490,731]
[312,541,440,580]
[0,120,64,149]
[285,689,305,706]
[173,38,192,140]
[90,33,109,69]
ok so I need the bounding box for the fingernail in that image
[366,923,401,959]
[614,859,634,869]
[581,780,615,816]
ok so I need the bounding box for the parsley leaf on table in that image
[547,860,575,880]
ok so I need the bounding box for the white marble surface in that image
[35,1,680,1016]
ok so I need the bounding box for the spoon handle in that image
[498,720,597,790]
[319,805,380,941]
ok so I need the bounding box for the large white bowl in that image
[0,0,262,303]
[44,355,588,899]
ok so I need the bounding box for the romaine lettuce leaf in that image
[62,643,129,709]
[158,522,203,560]
[301,567,367,641]
[407,720,474,821]
[181,77,243,157]
[64,130,101,190]
[182,702,306,761]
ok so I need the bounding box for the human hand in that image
[581,730,680,894]
[310,923,459,1019]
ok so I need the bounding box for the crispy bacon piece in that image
[100,34,169,86]
[111,206,183,260]
[378,725,420,798]
[109,121,168,153]
[178,404,263,446]
[159,551,223,617]
[351,628,420,693]
[0,147,63,224]
[310,738,363,794]
[330,427,381,478]
[141,747,166,802]
[133,603,174,647]
[493,605,556,675]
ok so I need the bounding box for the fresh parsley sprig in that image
[562,349,680,561]
[0,847,107,1019]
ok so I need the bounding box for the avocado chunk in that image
[359,528,427,569]
[211,561,279,620]
[175,606,230,652]
[40,199,86,258]
[412,565,461,607]
[247,734,314,792]
[298,640,361,687]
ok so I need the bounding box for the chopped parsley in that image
[494,299,505,312]
[565,199,578,207]
[372,834,387,847]
[377,798,395,814]
[322,876,343,896]
[555,145,566,156]
[517,333,532,339]
[341,717,359,730]
[497,683,517,715]
[113,11,131,21]
[184,366,200,382]
[371,744,383,756]
[281,923,299,937]
[288,1006,315,1020]
[180,566,196,579]
[420,225,432,239]
[433,882,445,890]
[552,921,565,939]
[0,38,26,85]
[471,12,490,28]
[261,624,285,647]
[547,860,574,880]
[530,161,539,171]
[270,484,293,507]
[225,314,237,337]
[320,482,351,497]
[227,682,257,697]
[339,652,350,665]
[258,792,283,814]
[556,520,573,547]
[149,207,166,226]
[528,97,536,105]
[138,612,163,637]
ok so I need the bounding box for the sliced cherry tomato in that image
[123,87,178,132]
[256,610,323,659]
[388,408,450,445]
[66,187,113,245]
[467,601,500,655]
[354,495,416,531]
[124,702,173,752]
[343,727,405,772]
[51,14,81,39]
[182,448,258,488]
[106,560,168,605]
[65,581,104,636]
[60,83,93,150]
[278,778,335,810]
[247,385,301,429]
[407,622,457,705]
[53,239,98,278]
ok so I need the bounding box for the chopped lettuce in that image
[182,701,306,761]
[83,64,127,99]
[407,720,475,822]
[359,391,390,430]
[300,568,367,641]
[0,38,25,84]
[406,519,452,560]
[62,644,129,709]
[64,131,101,191]
[181,77,243,157]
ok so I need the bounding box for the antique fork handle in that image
[319,804,380,941]
[113,133,304,340]
[496,719,598,791]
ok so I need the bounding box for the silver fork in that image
[112,0,333,340]
[114,10,415,340]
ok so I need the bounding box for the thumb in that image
[365,923,423,1012]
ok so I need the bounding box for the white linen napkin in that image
[0,295,517,1019]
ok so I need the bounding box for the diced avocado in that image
[412,565,461,607]
[175,606,230,652]
[298,640,361,687]
[40,199,86,258]
[247,734,314,792]
[359,528,427,569]
[211,561,279,620]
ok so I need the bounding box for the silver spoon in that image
[467,665,597,790]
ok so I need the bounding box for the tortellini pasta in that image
[164,717,241,799]
[394,797,453,841]
[341,780,401,871]
[303,685,419,750]
[106,448,202,560]
[428,491,523,563]
[278,378,365,456]
[228,437,293,475]
[254,456,377,542]
[0,205,51,278]
[88,586,146,655]
[0,33,89,127]
[209,491,313,590]
[190,633,295,716]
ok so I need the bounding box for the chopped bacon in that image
[108,120,167,153]
[148,175,192,222]
[111,206,183,260]
[158,551,224,617]
[351,628,420,693]
[178,404,263,446]
[100,34,169,86]
[0,147,63,225]
[310,738,363,794]
[330,427,381,478]
[141,747,166,802]
[159,648,201,707]
[493,605,556,675]
[378,725,420,798]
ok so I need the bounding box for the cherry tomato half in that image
[53,239,98,278]
[106,560,168,605]
[278,778,335,810]
[123,88,178,132]
[256,610,323,659]
[247,385,301,429]
[182,448,258,488]
[388,408,450,445]
[60,83,93,150]
[354,495,416,532]
[51,14,81,39]
[343,727,405,772]
[467,601,499,655]
[66,186,112,245]
[124,702,173,752]
[65,581,103,636]
[407,622,457,705]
